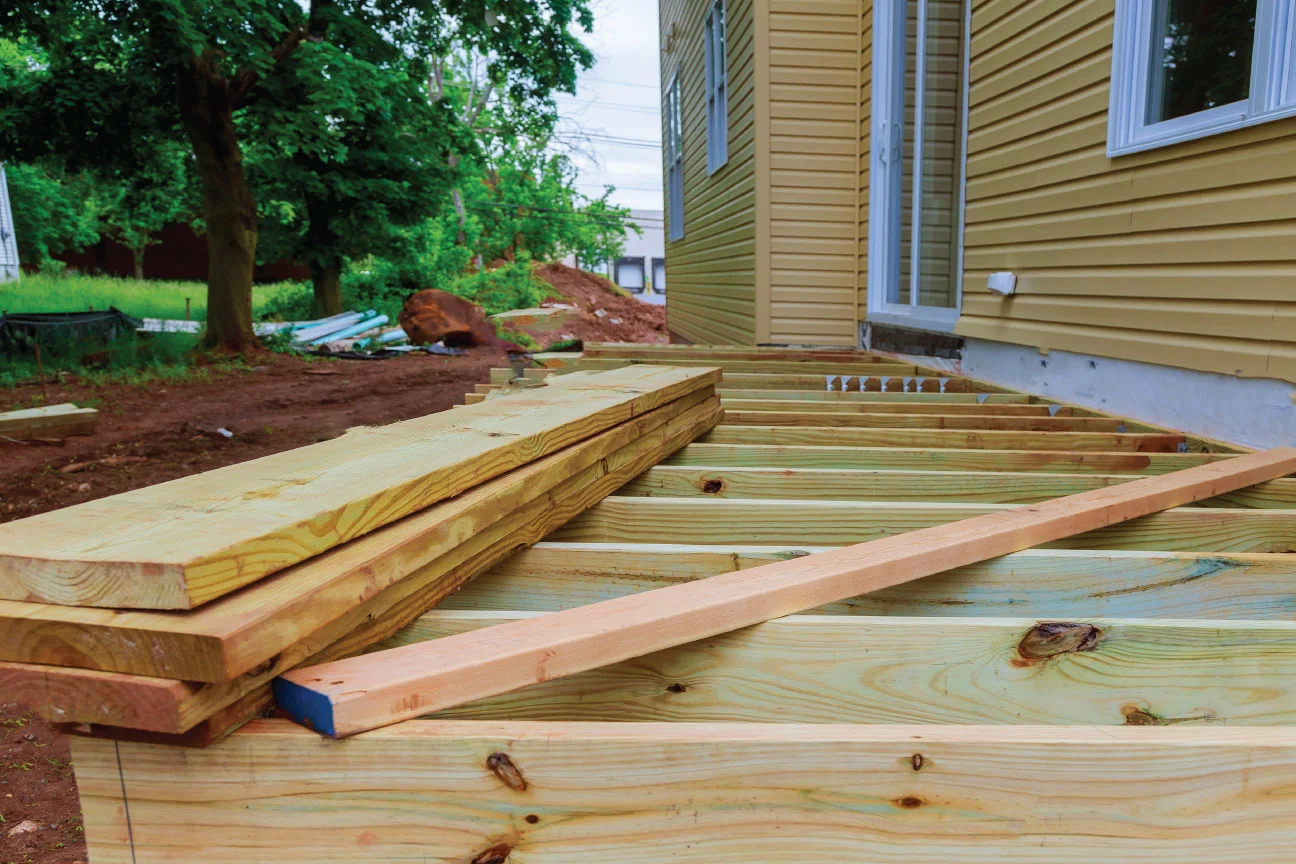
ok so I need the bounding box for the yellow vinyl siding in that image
[765,0,864,345]
[662,0,759,345]
[957,0,1296,383]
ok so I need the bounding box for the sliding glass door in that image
[867,0,967,332]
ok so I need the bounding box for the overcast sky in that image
[554,0,664,214]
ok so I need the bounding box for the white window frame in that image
[865,0,969,335]
[1109,0,1296,157]
[704,0,728,174]
[665,76,685,241]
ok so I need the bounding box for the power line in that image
[576,181,663,193]
[582,75,662,91]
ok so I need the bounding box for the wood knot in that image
[665,683,687,693]
[1122,706,1161,726]
[486,752,528,792]
[893,796,925,809]
[910,753,925,771]
[1015,622,1102,664]
[701,478,724,494]
[524,814,540,824]
[471,843,513,864]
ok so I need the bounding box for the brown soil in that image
[0,705,82,864]
[527,262,667,347]
[1,350,509,522]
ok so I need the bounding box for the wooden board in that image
[620,466,1296,507]
[0,394,720,683]
[715,373,988,393]
[719,397,1065,415]
[372,610,1296,726]
[0,402,98,440]
[0,400,725,734]
[274,448,1296,736]
[74,721,1296,863]
[445,543,1296,620]
[702,425,1187,451]
[666,443,1230,474]
[720,409,1127,431]
[553,496,1296,552]
[558,358,922,376]
[0,365,719,609]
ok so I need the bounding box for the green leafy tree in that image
[95,141,200,279]
[3,161,100,264]
[464,145,637,266]
[0,0,594,351]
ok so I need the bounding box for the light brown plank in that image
[702,425,1187,451]
[667,443,1231,473]
[74,721,1296,863]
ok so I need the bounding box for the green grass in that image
[0,273,306,322]
[0,274,296,390]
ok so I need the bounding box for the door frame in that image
[865,0,971,334]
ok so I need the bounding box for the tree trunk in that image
[131,245,145,280]
[448,154,468,246]
[311,262,343,318]
[177,59,260,353]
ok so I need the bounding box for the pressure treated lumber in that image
[582,343,879,362]
[372,610,1296,726]
[74,721,1296,863]
[1,400,722,735]
[554,497,1296,552]
[720,409,1126,431]
[558,357,921,376]
[703,424,1186,451]
[0,402,98,440]
[446,543,1296,620]
[274,447,1296,736]
[0,365,720,609]
[621,466,1296,507]
[719,397,1066,415]
[0,392,718,681]
[667,442,1230,474]
[716,373,986,392]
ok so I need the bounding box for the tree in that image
[249,43,459,317]
[0,1,594,351]
[3,161,100,265]
[463,144,638,266]
[95,141,199,279]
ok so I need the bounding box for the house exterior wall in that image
[955,0,1296,384]
[661,0,760,344]
[764,0,866,346]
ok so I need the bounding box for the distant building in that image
[575,209,666,299]
[0,167,20,283]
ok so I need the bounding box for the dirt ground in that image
[1,347,513,864]
[529,263,667,346]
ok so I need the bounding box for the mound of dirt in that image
[527,262,667,347]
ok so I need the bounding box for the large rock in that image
[398,289,499,348]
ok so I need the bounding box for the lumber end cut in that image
[0,553,191,609]
[273,676,337,737]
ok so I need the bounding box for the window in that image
[704,0,728,173]
[665,76,685,241]
[1109,0,1296,156]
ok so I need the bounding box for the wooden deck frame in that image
[72,345,1296,863]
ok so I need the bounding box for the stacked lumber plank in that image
[0,402,98,441]
[66,345,1296,864]
[0,364,722,744]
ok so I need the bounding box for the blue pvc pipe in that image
[308,314,389,346]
